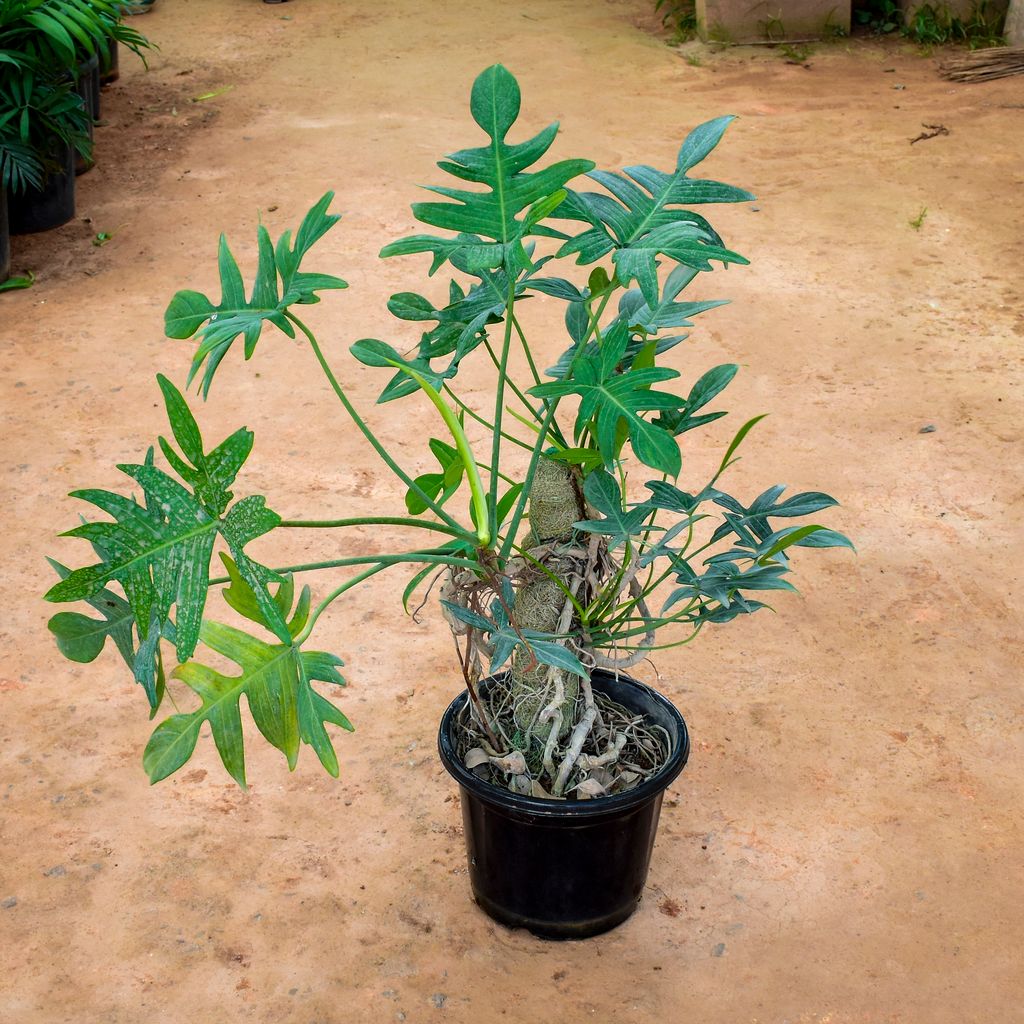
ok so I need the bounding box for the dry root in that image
[442,456,665,799]
[454,680,670,800]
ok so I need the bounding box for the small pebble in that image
[431,993,447,1009]
[711,942,726,957]
[44,865,66,878]
[919,424,936,434]
[750,205,761,212]
[1,896,17,909]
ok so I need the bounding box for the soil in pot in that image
[438,670,690,939]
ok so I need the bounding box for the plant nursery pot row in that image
[5,52,100,236]
[438,670,690,939]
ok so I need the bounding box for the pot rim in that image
[437,669,689,819]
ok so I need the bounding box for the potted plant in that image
[44,65,851,937]
[0,70,90,233]
[0,0,150,228]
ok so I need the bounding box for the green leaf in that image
[573,470,657,549]
[164,194,346,396]
[402,437,466,514]
[48,470,218,662]
[555,116,753,297]
[520,635,586,676]
[612,223,748,308]
[47,610,115,663]
[370,261,530,402]
[677,115,737,172]
[495,483,524,528]
[380,233,504,276]
[762,491,840,518]
[441,600,587,678]
[792,528,855,551]
[386,64,593,274]
[219,552,308,638]
[388,292,437,321]
[156,375,253,516]
[404,472,444,515]
[0,271,35,292]
[547,447,605,471]
[297,657,353,778]
[350,338,454,397]
[45,386,282,663]
[469,63,520,139]
[655,363,737,438]
[46,558,136,668]
[402,563,438,614]
[440,600,493,633]
[531,324,684,475]
[756,524,828,563]
[220,496,289,643]
[524,276,584,301]
[144,620,349,785]
[713,414,768,481]
[687,363,738,412]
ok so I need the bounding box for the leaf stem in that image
[497,285,616,560]
[286,312,467,535]
[482,338,547,425]
[208,549,480,586]
[278,516,470,539]
[293,564,389,645]
[382,362,491,548]
[442,386,533,452]
[488,279,518,540]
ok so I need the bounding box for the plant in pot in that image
[44,65,851,938]
[0,0,151,228]
[0,71,90,242]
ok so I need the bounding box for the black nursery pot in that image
[74,53,100,175]
[0,189,10,283]
[100,42,120,86]
[8,142,76,234]
[438,669,690,940]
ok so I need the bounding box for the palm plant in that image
[0,70,90,191]
[0,0,149,69]
[0,0,151,192]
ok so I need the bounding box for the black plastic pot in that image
[8,142,76,234]
[0,189,10,284]
[74,53,100,175]
[438,669,690,939]
[100,42,120,86]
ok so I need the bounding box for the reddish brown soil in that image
[2,2,1023,1022]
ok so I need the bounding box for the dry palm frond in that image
[939,46,1024,82]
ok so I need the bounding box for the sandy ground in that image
[2,1,1023,1021]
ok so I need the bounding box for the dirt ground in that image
[2,0,1023,1021]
